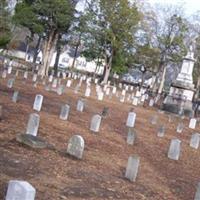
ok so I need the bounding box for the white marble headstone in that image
[33,94,43,112]
[90,114,102,132]
[168,139,181,160]
[26,113,40,136]
[126,112,136,128]
[6,180,36,200]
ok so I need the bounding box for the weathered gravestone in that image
[90,114,102,132]
[97,92,104,101]
[85,87,91,97]
[66,80,72,88]
[149,99,154,107]
[157,125,165,137]
[7,78,14,88]
[16,134,48,149]
[77,99,85,112]
[2,70,7,78]
[127,128,136,145]
[132,97,138,106]
[32,74,37,82]
[23,71,28,79]
[6,180,36,200]
[67,135,84,159]
[125,155,140,182]
[168,139,181,160]
[60,104,70,120]
[57,85,65,95]
[194,182,200,200]
[12,91,19,103]
[7,66,12,74]
[52,78,58,88]
[126,111,136,128]
[176,122,184,133]
[26,113,40,136]
[190,133,200,149]
[150,115,158,125]
[189,118,197,129]
[33,94,43,112]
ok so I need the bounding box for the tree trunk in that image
[54,34,62,76]
[101,51,113,84]
[39,31,57,77]
[33,36,42,63]
[158,65,167,94]
[194,76,200,100]
[71,33,81,69]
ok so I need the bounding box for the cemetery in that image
[2,0,200,199]
[0,63,200,199]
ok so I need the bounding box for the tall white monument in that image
[163,47,196,116]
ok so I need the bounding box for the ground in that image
[0,71,200,200]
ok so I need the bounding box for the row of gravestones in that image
[2,67,156,108]
[150,113,200,160]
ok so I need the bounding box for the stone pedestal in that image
[163,49,196,116]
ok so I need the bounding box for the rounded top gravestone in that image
[67,135,85,159]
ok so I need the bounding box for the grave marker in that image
[126,112,136,128]
[90,114,102,132]
[12,91,19,103]
[67,135,84,159]
[6,180,36,200]
[189,118,197,129]
[60,104,70,120]
[26,113,40,136]
[125,155,140,182]
[33,94,43,112]
[168,139,181,160]
[190,133,200,149]
[127,128,136,145]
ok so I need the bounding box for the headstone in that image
[90,114,102,132]
[32,74,37,82]
[190,133,200,149]
[48,75,53,82]
[149,99,154,107]
[7,66,12,74]
[112,87,117,94]
[52,78,58,88]
[2,70,7,78]
[33,94,43,112]
[176,122,184,133]
[12,91,19,103]
[60,104,70,120]
[26,113,40,136]
[126,112,136,128]
[127,128,136,145]
[85,87,91,97]
[66,80,72,88]
[125,155,140,182]
[67,135,84,159]
[194,182,200,200]
[57,85,65,95]
[157,125,165,137]
[7,78,14,88]
[16,134,48,149]
[23,71,28,79]
[77,99,84,112]
[105,87,110,96]
[150,115,158,125]
[168,139,181,160]
[97,92,104,101]
[6,180,36,200]
[132,97,138,106]
[189,118,197,129]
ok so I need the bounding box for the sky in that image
[148,0,200,16]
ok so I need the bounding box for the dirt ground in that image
[0,71,200,200]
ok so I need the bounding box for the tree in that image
[0,0,12,48]
[148,5,188,94]
[82,0,141,84]
[14,0,77,76]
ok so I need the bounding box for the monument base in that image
[162,86,195,117]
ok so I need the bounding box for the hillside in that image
[0,72,200,200]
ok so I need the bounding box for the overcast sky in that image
[148,0,200,16]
